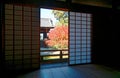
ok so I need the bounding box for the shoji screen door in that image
[69,12,92,65]
[4,4,40,70]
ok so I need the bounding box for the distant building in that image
[41,18,54,27]
[40,18,54,33]
[40,18,54,47]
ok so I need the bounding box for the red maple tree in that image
[45,26,68,49]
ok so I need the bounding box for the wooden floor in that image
[16,64,120,78]
[40,62,68,69]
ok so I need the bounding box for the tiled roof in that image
[40,18,54,27]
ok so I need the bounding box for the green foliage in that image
[52,10,68,26]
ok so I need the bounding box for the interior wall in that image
[112,10,120,70]
[92,11,112,63]
[0,3,4,69]
[0,3,2,67]
[92,8,119,70]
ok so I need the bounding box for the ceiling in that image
[3,0,113,8]
[72,0,112,8]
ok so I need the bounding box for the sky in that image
[40,8,57,26]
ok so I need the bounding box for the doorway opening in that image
[40,8,69,68]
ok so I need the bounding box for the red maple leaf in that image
[45,25,68,49]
